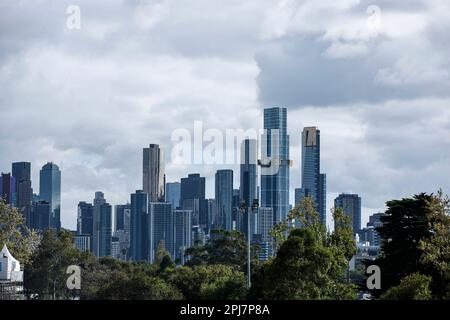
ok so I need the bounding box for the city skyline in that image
[2,1,450,231]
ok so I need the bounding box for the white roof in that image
[1,244,20,265]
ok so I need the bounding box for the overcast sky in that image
[1,0,450,230]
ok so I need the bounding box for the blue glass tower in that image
[150,202,174,261]
[77,201,93,251]
[260,107,290,224]
[130,190,150,262]
[99,202,112,257]
[39,162,61,230]
[300,127,326,224]
[240,139,258,239]
[215,169,233,231]
[166,182,181,209]
[12,162,33,227]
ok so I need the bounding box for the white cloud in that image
[0,0,449,231]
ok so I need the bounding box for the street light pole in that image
[247,205,251,289]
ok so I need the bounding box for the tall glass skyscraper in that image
[99,202,112,257]
[115,203,131,231]
[77,201,94,251]
[173,209,192,265]
[215,169,233,231]
[334,193,361,236]
[130,190,150,262]
[12,162,33,227]
[92,191,106,257]
[0,172,15,205]
[240,139,258,239]
[150,202,174,261]
[143,144,165,202]
[260,107,290,224]
[180,173,205,228]
[300,127,327,224]
[39,162,61,230]
[166,182,181,209]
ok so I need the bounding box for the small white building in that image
[0,244,24,299]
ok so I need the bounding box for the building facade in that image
[215,169,233,231]
[260,107,290,224]
[334,193,362,235]
[39,162,61,230]
[143,144,165,202]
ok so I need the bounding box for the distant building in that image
[180,174,205,230]
[77,201,93,251]
[31,201,51,231]
[334,193,362,235]
[92,192,106,257]
[130,190,150,262]
[111,236,121,259]
[257,207,274,260]
[150,202,174,261]
[74,234,91,252]
[12,162,33,228]
[260,107,290,224]
[143,144,165,202]
[205,199,216,232]
[173,210,192,265]
[240,139,258,239]
[215,170,233,231]
[166,182,181,209]
[115,203,131,232]
[98,203,112,257]
[358,212,386,246]
[39,162,61,230]
[0,173,16,205]
[300,127,326,224]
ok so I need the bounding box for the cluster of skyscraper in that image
[1,107,377,265]
[0,162,61,231]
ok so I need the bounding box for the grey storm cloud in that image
[0,0,449,229]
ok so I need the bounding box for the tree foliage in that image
[185,229,259,272]
[371,192,450,299]
[381,273,432,300]
[253,198,357,300]
[0,201,40,266]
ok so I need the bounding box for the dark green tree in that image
[185,229,259,272]
[254,202,356,300]
[371,193,437,296]
[25,229,91,299]
[164,264,247,300]
[381,273,432,300]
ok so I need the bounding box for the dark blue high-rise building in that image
[77,201,93,234]
[115,203,131,231]
[260,107,290,224]
[300,127,327,224]
[240,139,258,238]
[166,182,181,209]
[215,169,233,231]
[0,172,15,205]
[334,193,361,235]
[32,200,51,231]
[180,173,205,228]
[130,190,150,262]
[150,202,174,261]
[92,191,106,257]
[39,162,61,230]
[12,162,33,227]
[99,202,112,257]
